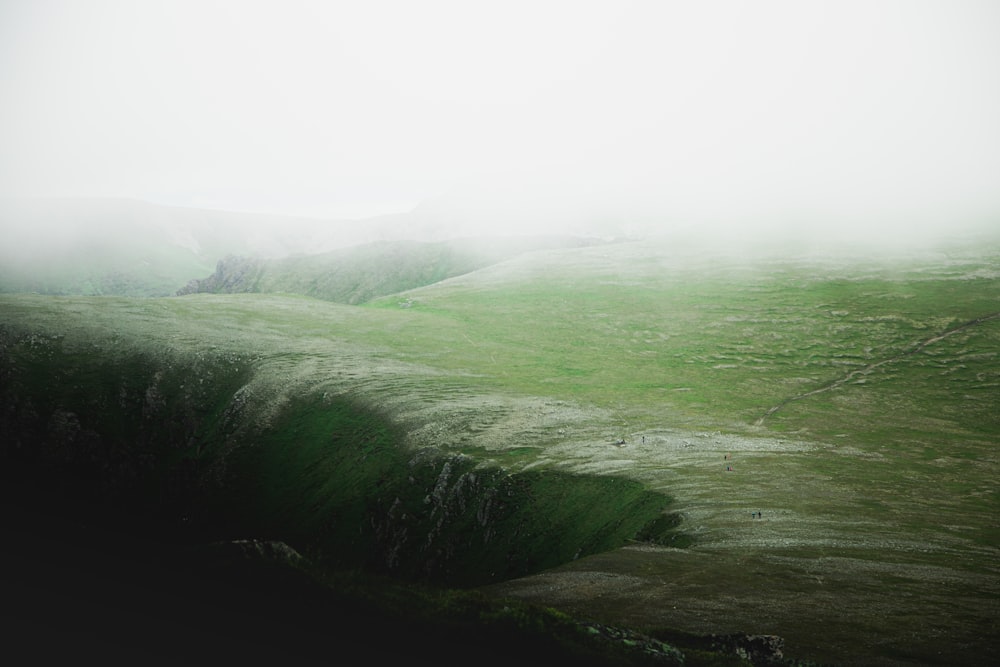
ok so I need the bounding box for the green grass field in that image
[2,234,998,665]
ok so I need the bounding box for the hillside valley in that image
[1,230,999,666]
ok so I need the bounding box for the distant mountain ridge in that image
[177,236,605,304]
[0,197,609,298]
[0,197,365,296]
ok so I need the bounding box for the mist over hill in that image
[3,2,999,661]
[0,197,626,298]
[0,198,379,296]
[5,194,997,302]
[177,235,607,304]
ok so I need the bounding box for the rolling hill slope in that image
[2,231,999,665]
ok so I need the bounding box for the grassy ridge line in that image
[0,307,716,665]
[0,299,682,587]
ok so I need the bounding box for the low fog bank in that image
[1,194,996,278]
[379,182,1000,253]
[0,197,379,296]
[0,197,365,266]
[3,1,997,266]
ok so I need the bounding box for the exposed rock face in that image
[216,538,306,567]
[177,254,265,295]
[581,622,685,664]
[708,633,785,665]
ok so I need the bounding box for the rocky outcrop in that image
[177,254,265,295]
[581,622,685,664]
[708,633,785,665]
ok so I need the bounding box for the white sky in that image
[1,0,998,236]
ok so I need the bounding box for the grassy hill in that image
[2,230,999,665]
[176,235,606,304]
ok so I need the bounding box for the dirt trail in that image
[755,310,1000,425]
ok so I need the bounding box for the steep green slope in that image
[0,300,694,664]
[0,310,680,586]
